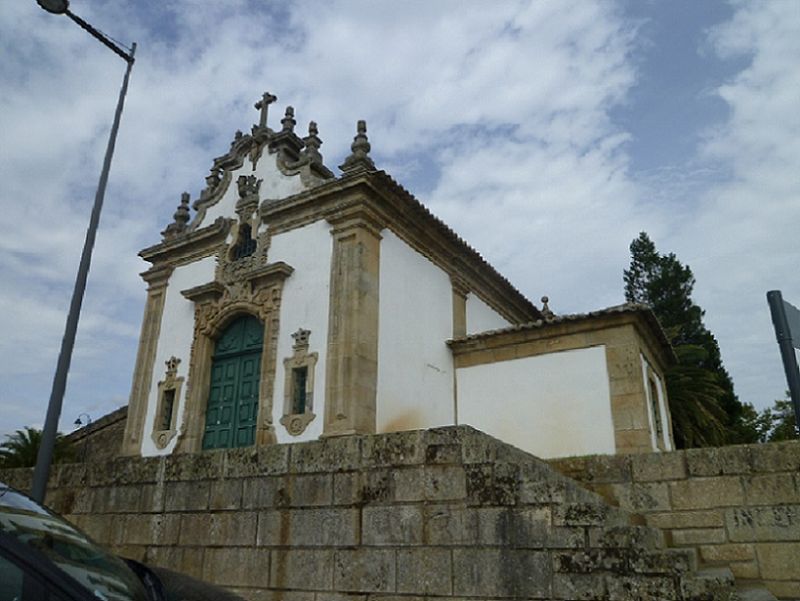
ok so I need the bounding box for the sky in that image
[0,0,798,439]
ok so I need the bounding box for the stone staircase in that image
[3,424,791,600]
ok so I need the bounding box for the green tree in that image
[756,395,798,442]
[624,232,759,447]
[0,427,75,468]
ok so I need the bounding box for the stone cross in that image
[255,92,278,129]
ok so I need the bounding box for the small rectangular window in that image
[292,367,308,414]
[161,388,176,431]
[649,378,663,440]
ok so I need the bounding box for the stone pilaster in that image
[451,276,469,339]
[121,265,173,456]
[323,207,383,436]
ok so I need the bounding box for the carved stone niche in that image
[280,328,318,436]
[152,356,184,450]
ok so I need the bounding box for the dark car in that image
[0,482,244,601]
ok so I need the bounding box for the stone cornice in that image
[139,217,231,267]
[448,306,676,370]
[260,172,540,325]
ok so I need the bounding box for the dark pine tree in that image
[624,232,759,447]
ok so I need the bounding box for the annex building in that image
[121,93,675,461]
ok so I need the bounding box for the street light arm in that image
[65,9,134,63]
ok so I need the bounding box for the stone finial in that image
[230,129,244,149]
[540,296,554,320]
[339,120,376,175]
[301,121,323,164]
[292,328,311,350]
[165,356,181,376]
[237,174,262,200]
[162,192,191,239]
[281,106,296,133]
[255,92,277,129]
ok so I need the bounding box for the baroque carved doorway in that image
[202,314,263,450]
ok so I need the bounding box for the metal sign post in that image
[766,290,800,429]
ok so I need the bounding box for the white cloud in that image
[669,1,800,407]
[1,0,797,440]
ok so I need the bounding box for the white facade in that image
[456,346,617,458]
[376,231,455,432]
[142,257,216,456]
[466,293,510,334]
[268,221,333,444]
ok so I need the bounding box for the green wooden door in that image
[202,315,263,450]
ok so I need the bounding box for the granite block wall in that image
[1,426,743,601]
[550,440,800,599]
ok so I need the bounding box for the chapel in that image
[121,93,675,460]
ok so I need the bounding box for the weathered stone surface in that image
[742,473,799,506]
[357,469,395,504]
[646,510,723,530]
[333,471,360,505]
[210,479,243,510]
[242,476,286,509]
[287,473,333,506]
[271,549,334,590]
[762,579,800,599]
[553,502,628,527]
[552,573,607,600]
[179,511,256,546]
[465,463,519,506]
[290,435,362,473]
[452,549,550,598]
[630,548,697,575]
[118,513,180,546]
[671,527,726,546]
[258,508,360,547]
[363,505,423,545]
[632,451,686,482]
[163,451,223,481]
[424,442,461,465]
[396,548,452,595]
[686,446,753,477]
[333,549,395,593]
[146,545,205,579]
[698,543,754,563]
[204,547,270,588]
[392,467,424,502]
[164,480,211,511]
[424,465,466,501]
[361,431,424,468]
[726,505,800,542]
[609,575,678,600]
[751,440,800,473]
[587,525,664,549]
[25,428,800,600]
[612,482,671,512]
[670,476,745,510]
[89,455,165,486]
[223,444,290,478]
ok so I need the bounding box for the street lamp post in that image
[31,0,137,503]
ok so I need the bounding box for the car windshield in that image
[0,483,149,601]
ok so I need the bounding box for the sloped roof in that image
[448,302,675,362]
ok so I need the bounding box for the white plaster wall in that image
[456,346,616,458]
[269,220,332,444]
[141,256,217,456]
[200,151,308,225]
[641,355,673,451]
[466,293,511,335]
[377,231,455,432]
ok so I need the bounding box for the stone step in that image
[732,587,778,601]
[681,567,736,601]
